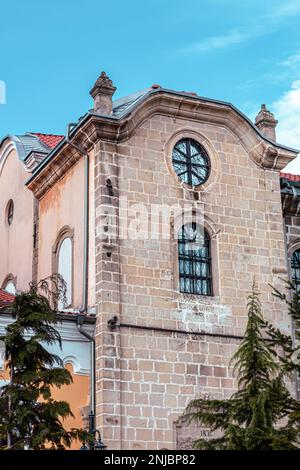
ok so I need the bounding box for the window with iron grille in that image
[291,249,300,352]
[291,249,300,289]
[172,138,210,186]
[178,223,212,295]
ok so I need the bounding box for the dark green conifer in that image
[0,276,87,449]
[184,280,300,450]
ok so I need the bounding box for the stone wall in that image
[114,327,239,449]
[94,113,290,449]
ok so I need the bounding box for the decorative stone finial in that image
[255,104,278,142]
[90,71,116,115]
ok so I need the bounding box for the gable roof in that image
[84,85,299,156]
[112,88,153,116]
[30,133,64,149]
[0,132,64,163]
[110,87,299,154]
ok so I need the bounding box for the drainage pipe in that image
[66,123,89,313]
[76,315,96,418]
[66,124,96,416]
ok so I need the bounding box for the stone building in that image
[0,71,300,449]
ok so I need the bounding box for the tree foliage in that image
[184,280,300,450]
[0,276,88,449]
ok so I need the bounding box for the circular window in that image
[172,138,210,186]
[6,200,14,226]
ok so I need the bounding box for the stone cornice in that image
[26,90,299,199]
[0,312,95,340]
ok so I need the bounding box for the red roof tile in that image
[280,172,300,182]
[31,133,64,149]
[0,289,15,305]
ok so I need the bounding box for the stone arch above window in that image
[287,239,300,258]
[287,240,300,286]
[52,226,74,310]
[63,355,81,374]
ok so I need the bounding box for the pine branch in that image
[183,279,300,450]
[0,277,86,450]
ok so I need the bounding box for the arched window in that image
[57,237,73,309]
[4,280,16,295]
[172,138,210,187]
[291,249,300,289]
[178,223,212,295]
[53,229,74,310]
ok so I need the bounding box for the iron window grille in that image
[172,138,210,186]
[178,222,212,295]
[291,249,300,289]
[291,249,300,344]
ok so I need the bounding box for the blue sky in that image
[1,0,300,166]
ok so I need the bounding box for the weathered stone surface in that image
[93,112,292,450]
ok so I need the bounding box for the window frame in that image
[52,226,74,310]
[177,222,213,296]
[291,248,300,289]
[172,138,211,187]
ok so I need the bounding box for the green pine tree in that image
[0,276,87,449]
[184,280,300,450]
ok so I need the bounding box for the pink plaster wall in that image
[0,147,33,291]
[38,159,84,309]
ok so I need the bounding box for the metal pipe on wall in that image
[66,123,89,312]
[76,316,96,418]
[66,124,96,417]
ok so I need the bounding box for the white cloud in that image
[0,81,5,105]
[272,81,300,173]
[180,0,300,55]
[280,53,300,68]
[181,30,249,54]
[267,0,300,21]
[272,81,300,148]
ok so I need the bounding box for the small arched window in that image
[291,249,300,290]
[178,223,212,295]
[4,280,16,295]
[172,138,210,187]
[6,200,14,226]
[57,236,73,309]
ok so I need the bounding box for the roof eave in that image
[26,88,299,189]
[114,87,300,154]
[25,112,92,185]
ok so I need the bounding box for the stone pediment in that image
[26,88,298,198]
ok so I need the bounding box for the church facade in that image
[0,71,299,449]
